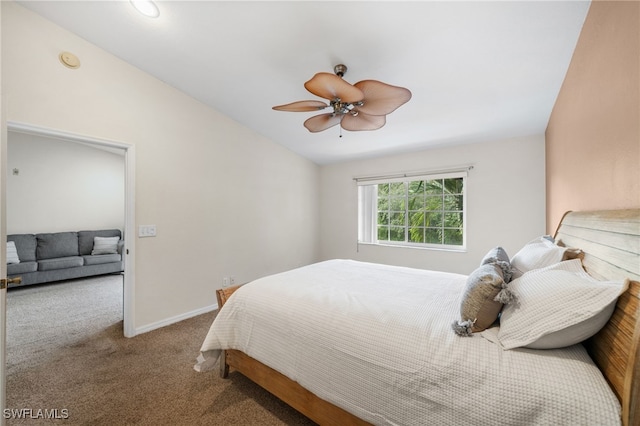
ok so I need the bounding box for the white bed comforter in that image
[195,259,620,425]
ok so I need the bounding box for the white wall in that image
[1,2,320,331]
[319,135,546,275]
[7,131,125,234]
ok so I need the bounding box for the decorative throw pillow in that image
[510,236,567,279]
[452,263,514,336]
[497,259,628,349]
[480,246,513,283]
[91,236,120,255]
[6,241,20,264]
[480,246,509,265]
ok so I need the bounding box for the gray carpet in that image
[5,275,315,425]
[7,275,124,377]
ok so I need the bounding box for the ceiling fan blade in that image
[272,100,329,112]
[304,72,364,103]
[304,113,343,133]
[353,80,412,116]
[341,112,386,131]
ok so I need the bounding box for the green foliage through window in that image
[375,177,464,247]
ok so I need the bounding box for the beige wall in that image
[545,0,640,232]
[320,135,546,275]
[7,132,125,234]
[1,2,320,332]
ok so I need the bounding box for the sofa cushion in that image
[83,254,121,266]
[78,230,122,255]
[7,261,38,275]
[38,256,84,271]
[7,234,37,262]
[36,232,79,260]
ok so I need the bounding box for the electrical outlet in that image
[230,276,236,285]
[222,277,230,287]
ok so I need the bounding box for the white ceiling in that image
[16,1,591,165]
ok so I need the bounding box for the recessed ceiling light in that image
[130,0,160,18]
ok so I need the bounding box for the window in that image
[358,171,466,249]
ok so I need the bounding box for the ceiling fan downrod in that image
[334,64,347,77]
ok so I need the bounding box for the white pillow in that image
[6,241,20,264]
[510,236,566,279]
[91,236,120,255]
[497,259,628,350]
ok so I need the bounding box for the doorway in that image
[6,122,135,337]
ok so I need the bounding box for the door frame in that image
[1,95,8,426]
[6,121,136,338]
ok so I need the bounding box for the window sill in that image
[357,241,467,253]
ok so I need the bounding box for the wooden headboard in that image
[554,209,640,426]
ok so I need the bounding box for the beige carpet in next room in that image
[5,275,314,425]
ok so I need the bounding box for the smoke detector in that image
[59,52,80,69]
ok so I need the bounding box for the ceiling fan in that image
[272,64,412,134]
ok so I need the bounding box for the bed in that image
[195,209,640,426]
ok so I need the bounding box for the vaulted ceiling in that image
[17,1,591,164]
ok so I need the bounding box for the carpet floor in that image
[5,275,314,425]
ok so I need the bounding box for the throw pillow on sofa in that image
[6,241,20,264]
[91,236,120,255]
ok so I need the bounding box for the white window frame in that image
[357,170,468,251]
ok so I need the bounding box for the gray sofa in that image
[7,229,124,287]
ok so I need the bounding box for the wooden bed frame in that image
[216,209,640,426]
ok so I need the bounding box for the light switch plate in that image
[138,225,157,237]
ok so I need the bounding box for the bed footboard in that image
[214,285,370,425]
[222,348,370,425]
[219,348,229,378]
[216,285,240,379]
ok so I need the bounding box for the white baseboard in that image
[134,303,218,336]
